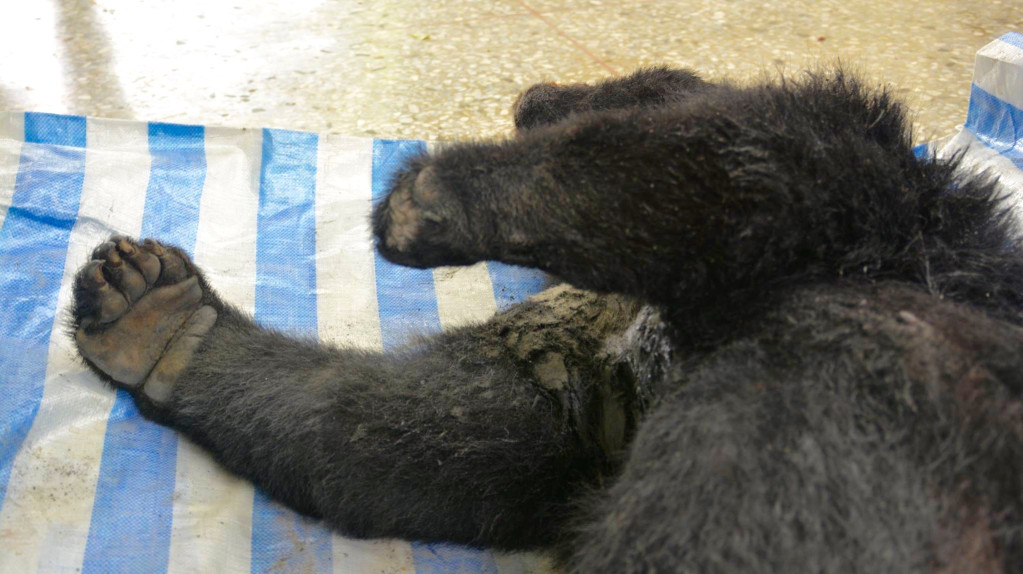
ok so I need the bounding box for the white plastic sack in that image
[923,32,1023,210]
[2,31,1023,573]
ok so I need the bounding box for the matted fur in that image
[71,67,1023,573]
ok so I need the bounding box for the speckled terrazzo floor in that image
[1,0,1021,142]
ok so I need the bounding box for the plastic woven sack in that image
[2,31,1022,573]
[918,32,1023,208]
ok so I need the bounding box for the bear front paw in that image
[372,164,481,269]
[71,237,217,406]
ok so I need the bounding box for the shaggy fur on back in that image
[70,66,1023,573]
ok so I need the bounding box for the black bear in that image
[71,67,1023,573]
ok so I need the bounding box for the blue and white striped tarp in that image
[0,116,550,573]
[2,31,1023,574]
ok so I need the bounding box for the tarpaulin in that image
[0,122,549,573]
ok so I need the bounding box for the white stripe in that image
[0,112,24,232]
[0,118,151,574]
[331,537,416,574]
[939,128,1023,226]
[973,38,1023,111]
[433,263,499,328]
[191,126,263,313]
[494,552,558,574]
[166,126,262,574]
[316,134,416,573]
[0,112,25,139]
[314,134,384,350]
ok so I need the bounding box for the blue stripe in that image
[370,139,499,574]
[0,113,86,512]
[998,32,1023,51]
[486,263,547,311]
[249,128,333,574]
[965,84,1023,171]
[83,122,207,574]
[411,543,500,574]
[24,113,87,147]
[371,140,443,350]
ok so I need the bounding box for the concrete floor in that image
[0,0,1020,143]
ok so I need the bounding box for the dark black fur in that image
[71,67,1023,573]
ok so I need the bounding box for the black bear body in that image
[71,67,1023,573]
